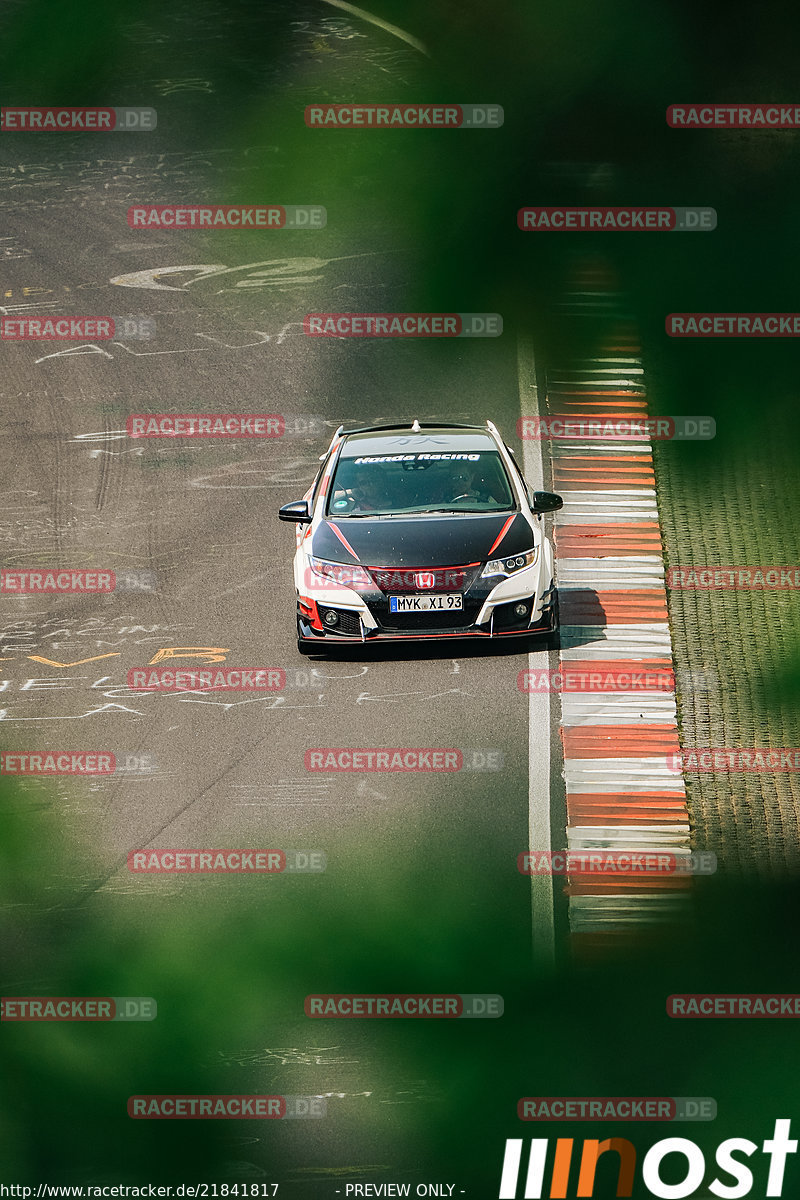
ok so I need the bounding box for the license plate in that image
[389,594,463,613]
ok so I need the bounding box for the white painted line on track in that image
[518,331,557,974]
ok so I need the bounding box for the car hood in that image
[311,512,533,567]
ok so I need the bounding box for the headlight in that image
[309,557,372,588]
[482,547,538,577]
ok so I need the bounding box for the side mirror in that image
[278,500,312,523]
[531,490,564,514]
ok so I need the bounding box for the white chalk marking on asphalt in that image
[71,429,129,442]
[317,0,430,56]
[518,331,556,974]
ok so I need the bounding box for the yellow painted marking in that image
[27,653,121,668]
[148,646,230,665]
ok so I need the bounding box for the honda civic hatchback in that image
[278,420,563,654]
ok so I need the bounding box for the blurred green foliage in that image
[1,1,799,1192]
[2,778,800,1192]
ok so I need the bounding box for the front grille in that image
[367,564,481,593]
[377,602,484,632]
[317,606,362,637]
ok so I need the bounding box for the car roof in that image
[338,424,500,458]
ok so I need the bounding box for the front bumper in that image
[297,586,558,645]
[294,540,557,647]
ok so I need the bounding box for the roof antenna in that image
[411,419,421,432]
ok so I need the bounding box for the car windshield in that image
[326,450,517,517]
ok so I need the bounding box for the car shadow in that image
[299,584,615,660]
[300,589,611,661]
[557,588,611,650]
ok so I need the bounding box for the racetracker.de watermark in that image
[518,207,717,231]
[0,106,156,130]
[517,416,715,440]
[1,569,115,593]
[127,668,285,691]
[517,850,717,875]
[668,749,800,771]
[114,752,158,775]
[1,997,156,1020]
[1,315,154,341]
[304,104,503,128]
[518,1097,717,1121]
[305,748,462,771]
[667,566,800,588]
[305,994,503,1018]
[668,994,800,1017]
[667,104,800,127]
[127,414,284,438]
[113,568,159,593]
[667,313,800,336]
[2,317,114,340]
[518,667,675,693]
[0,752,115,776]
[461,749,504,771]
[303,313,501,337]
[128,205,326,229]
[2,753,154,779]
[127,849,325,873]
[127,1095,326,1118]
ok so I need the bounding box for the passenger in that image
[448,461,504,505]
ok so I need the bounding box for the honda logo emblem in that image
[415,572,435,589]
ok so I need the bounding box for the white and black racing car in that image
[278,421,562,653]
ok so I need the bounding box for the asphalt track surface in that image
[0,13,566,1186]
